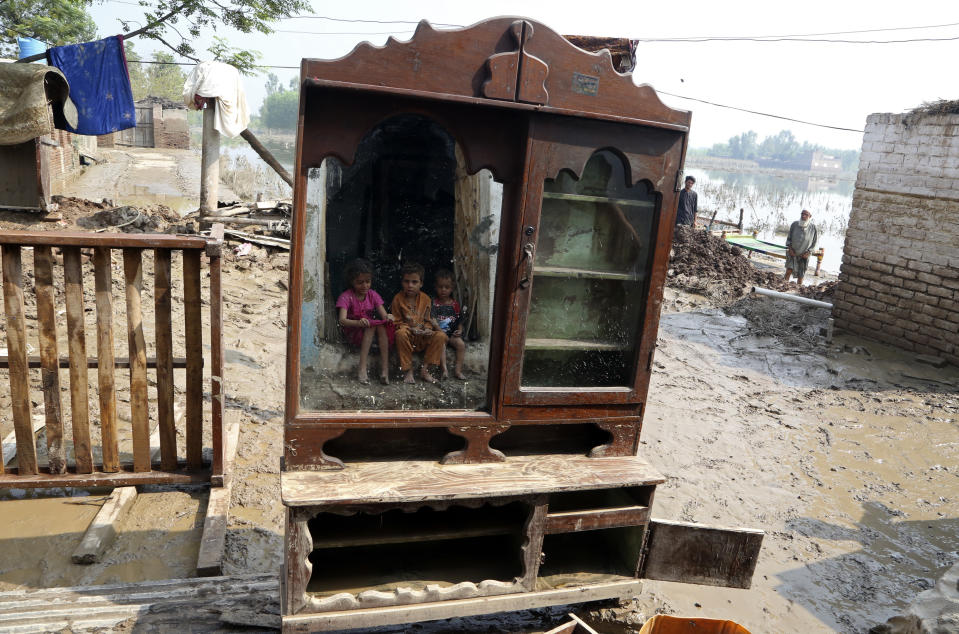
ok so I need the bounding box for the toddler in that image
[432,269,466,380]
[390,262,447,384]
[336,258,392,385]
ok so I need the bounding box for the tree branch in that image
[15,1,193,63]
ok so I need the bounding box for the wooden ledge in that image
[281,455,664,507]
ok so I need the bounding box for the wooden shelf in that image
[525,338,630,352]
[542,192,655,208]
[311,520,517,549]
[282,455,665,507]
[533,266,644,282]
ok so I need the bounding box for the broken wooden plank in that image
[71,486,138,564]
[2,415,45,467]
[196,421,240,576]
[222,229,290,249]
[0,573,278,632]
[209,244,225,483]
[239,128,294,186]
[544,613,600,634]
[1,245,37,474]
[33,246,66,474]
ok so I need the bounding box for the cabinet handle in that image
[519,242,534,289]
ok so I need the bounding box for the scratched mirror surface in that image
[520,150,658,388]
[299,115,501,412]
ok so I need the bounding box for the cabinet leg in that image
[441,425,510,464]
[589,422,637,457]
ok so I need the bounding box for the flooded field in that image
[686,167,854,274]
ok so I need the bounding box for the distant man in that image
[675,175,697,227]
[784,209,818,285]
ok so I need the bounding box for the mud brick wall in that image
[834,113,959,365]
[155,107,190,150]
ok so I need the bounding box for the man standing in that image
[784,209,818,285]
[675,175,697,227]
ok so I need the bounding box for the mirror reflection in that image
[299,115,501,411]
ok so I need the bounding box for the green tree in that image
[11,0,310,75]
[260,90,298,131]
[126,44,188,101]
[1,0,96,57]
[727,130,758,160]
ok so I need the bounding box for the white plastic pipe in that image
[752,286,833,309]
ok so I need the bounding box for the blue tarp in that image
[47,35,135,136]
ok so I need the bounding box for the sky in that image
[85,0,959,151]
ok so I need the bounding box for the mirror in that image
[299,115,502,412]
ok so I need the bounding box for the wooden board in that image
[71,486,138,564]
[640,519,764,589]
[196,421,240,576]
[0,574,278,632]
[545,505,650,534]
[282,579,641,632]
[282,455,664,507]
[0,466,211,489]
[0,356,190,369]
[0,231,208,249]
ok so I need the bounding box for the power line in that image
[284,15,462,28]
[657,90,864,133]
[640,20,959,40]
[274,29,415,35]
[640,34,959,44]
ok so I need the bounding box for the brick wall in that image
[834,113,959,365]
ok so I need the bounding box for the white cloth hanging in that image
[182,60,250,138]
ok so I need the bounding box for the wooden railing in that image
[0,228,225,488]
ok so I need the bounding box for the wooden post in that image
[154,248,177,471]
[239,129,293,187]
[207,226,225,482]
[93,248,119,472]
[123,249,151,473]
[1,246,36,475]
[33,246,65,474]
[738,208,745,231]
[200,102,220,214]
[183,250,204,468]
[64,246,93,474]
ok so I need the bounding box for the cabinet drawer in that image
[545,505,650,534]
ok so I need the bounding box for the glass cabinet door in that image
[520,149,656,389]
[501,114,684,408]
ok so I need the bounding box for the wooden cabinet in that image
[280,17,762,632]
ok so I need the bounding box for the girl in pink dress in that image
[335,259,393,384]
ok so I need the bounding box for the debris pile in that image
[192,199,292,250]
[667,226,835,302]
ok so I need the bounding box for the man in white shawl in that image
[784,209,818,285]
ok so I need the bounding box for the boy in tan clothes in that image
[390,262,448,384]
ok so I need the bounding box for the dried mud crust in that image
[667,225,835,304]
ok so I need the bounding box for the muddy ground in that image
[0,158,957,633]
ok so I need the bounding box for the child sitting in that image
[431,269,466,380]
[335,258,392,385]
[390,262,447,384]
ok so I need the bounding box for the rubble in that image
[667,225,835,302]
